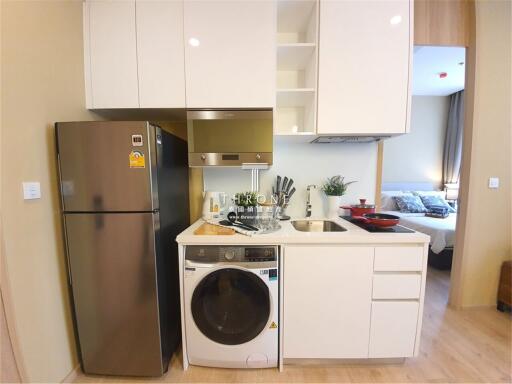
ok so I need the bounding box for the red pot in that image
[341,199,376,217]
[352,213,400,228]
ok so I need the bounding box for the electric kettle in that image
[202,191,227,220]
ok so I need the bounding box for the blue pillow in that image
[393,195,428,213]
[419,195,456,213]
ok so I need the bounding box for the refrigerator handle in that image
[62,216,73,286]
[56,149,72,285]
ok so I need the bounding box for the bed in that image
[381,183,457,269]
[381,210,457,254]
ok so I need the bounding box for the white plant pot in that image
[326,195,341,218]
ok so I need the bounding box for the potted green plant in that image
[321,175,356,218]
[234,191,259,226]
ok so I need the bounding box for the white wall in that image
[383,96,450,187]
[203,140,378,218]
[1,2,99,381]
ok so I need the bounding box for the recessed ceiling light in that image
[390,15,402,25]
[188,37,200,47]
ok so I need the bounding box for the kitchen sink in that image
[291,220,347,232]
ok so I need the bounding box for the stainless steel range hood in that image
[310,136,390,143]
[187,110,273,167]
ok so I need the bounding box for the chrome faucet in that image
[306,185,316,217]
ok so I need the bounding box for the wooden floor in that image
[73,268,512,383]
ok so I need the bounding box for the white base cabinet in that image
[369,301,419,358]
[282,245,427,361]
[283,246,374,358]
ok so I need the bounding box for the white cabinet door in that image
[136,0,186,108]
[183,1,276,108]
[283,246,373,358]
[317,0,411,135]
[85,1,139,108]
[369,301,419,357]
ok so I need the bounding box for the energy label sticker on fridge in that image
[129,151,145,168]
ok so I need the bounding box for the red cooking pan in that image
[341,199,375,217]
[352,213,400,227]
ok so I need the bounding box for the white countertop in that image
[176,217,430,245]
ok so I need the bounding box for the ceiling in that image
[412,46,466,96]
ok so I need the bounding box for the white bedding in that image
[382,211,457,254]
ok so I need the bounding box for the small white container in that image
[326,195,341,218]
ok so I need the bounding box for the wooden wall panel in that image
[415,0,470,46]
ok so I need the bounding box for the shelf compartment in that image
[277,0,317,44]
[275,105,316,135]
[277,88,315,107]
[277,44,316,70]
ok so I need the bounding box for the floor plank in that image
[73,267,512,383]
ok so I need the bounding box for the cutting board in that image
[194,222,235,235]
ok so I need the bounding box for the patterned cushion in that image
[418,194,456,213]
[393,195,428,213]
[381,191,413,211]
[412,190,446,199]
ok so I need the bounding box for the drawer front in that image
[369,301,419,358]
[374,246,423,271]
[373,274,421,299]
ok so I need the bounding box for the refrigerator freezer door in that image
[56,121,157,212]
[64,212,163,376]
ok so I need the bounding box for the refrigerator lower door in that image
[64,212,164,376]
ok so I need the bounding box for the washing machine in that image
[183,245,278,368]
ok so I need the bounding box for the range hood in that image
[187,110,273,167]
[310,136,390,144]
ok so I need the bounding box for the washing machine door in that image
[191,268,270,345]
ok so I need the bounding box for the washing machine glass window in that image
[191,268,271,345]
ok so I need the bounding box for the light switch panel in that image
[22,182,41,200]
[488,177,500,189]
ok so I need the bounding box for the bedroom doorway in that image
[380,46,466,302]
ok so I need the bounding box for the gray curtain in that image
[443,90,464,185]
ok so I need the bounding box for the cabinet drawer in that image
[373,274,421,299]
[369,301,419,358]
[374,247,423,271]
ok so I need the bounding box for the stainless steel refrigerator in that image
[56,121,189,376]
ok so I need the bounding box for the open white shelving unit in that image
[275,0,318,135]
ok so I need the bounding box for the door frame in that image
[448,0,476,309]
[375,0,476,308]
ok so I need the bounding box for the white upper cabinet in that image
[85,1,139,108]
[136,0,185,108]
[183,1,276,109]
[84,0,186,109]
[317,0,412,135]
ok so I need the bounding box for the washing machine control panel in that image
[243,247,275,262]
[185,245,277,263]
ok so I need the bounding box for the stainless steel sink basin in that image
[291,220,347,232]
